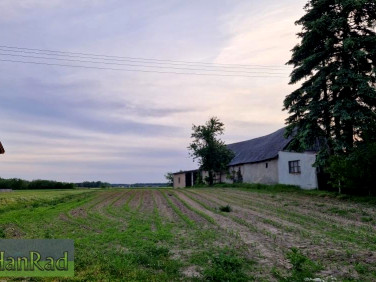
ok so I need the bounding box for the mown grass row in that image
[212,189,376,250]
[191,188,376,281]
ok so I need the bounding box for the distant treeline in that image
[0,178,169,190]
[127,183,168,188]
[75,181,110,188]
[0,178,75,190]
[77,182,167,188]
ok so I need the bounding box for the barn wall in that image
[219,171,233,183]
[173,173,186,188]
[221,160,278,184]
[242,160,278,184]
[278,151,317,189]
[201,171,222,184]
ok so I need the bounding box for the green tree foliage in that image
[284,0,376,160]
[327,142,376,195]
[75,181,110,188]
[188,117,234,186]
[164,172,174,187]
[0,178,75,190]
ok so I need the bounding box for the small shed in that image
[173,170,199,188]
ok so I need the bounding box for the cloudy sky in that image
[0,0,307,183]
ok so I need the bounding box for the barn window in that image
[265,163,268,168]
[289,160,301,174]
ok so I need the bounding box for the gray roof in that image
[173,169,198,175]
[227,127,292,166]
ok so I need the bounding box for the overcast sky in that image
[0,0,307,183]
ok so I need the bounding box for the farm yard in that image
[0,187,375,281]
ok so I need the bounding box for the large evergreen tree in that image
[284,0,376,160]
[188,117,234,186]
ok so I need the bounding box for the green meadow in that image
[0,187,375,281]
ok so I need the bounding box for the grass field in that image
[0,187,375,281]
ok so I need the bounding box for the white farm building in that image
[173,128,319,190]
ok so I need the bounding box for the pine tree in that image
[284,0,376,160]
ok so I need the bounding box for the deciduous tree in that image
[188,117,234,186]
[164,172,174,187]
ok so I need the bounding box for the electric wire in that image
[0,52,289,75]
[0,59,287,78]
[0,45,291,70]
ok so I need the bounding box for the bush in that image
[203,249,249,281]
[327,143,376,196]
[219,205,232,212]
[273,247,322,281]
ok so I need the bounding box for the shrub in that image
[219,205,232,212]
[203,249,249,281]
[273,247,322,281]
[327,143,376,196]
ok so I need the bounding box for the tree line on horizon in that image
[0,178,75,190]
[0,178,170,190]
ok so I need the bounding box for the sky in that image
[0,0,307,183]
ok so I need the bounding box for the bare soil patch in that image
[139,190,154,214]
[182,266,202,279]
[129,190,143,210]
[90,191,121,212]
[168,193,207,224]
[153,190,181,222]
[113,190,133,207]
[70,207,87,218]
[3,224,24,238]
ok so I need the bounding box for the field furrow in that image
[2,188,375,281]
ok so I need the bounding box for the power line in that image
[0,59,287,78]
[0,47,288,71]
[0,45,291,70]
[0,52,289,75]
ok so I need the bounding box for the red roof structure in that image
[0,142,5,154]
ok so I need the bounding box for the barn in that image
[173,128,319,189]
